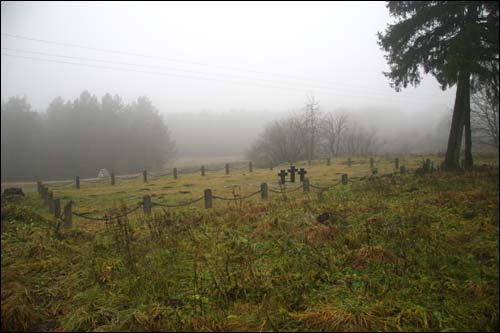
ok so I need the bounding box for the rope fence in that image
[30,156,418,188]
[115,173,142,180]
[212,189,262,201]
[268,185,304,194]
[151,196,204,208]
[45,181,75,188]
[33,156,429,228]
[73,204,142,221]
[310,181,341,191]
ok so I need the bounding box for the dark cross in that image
[298,168,308,182]
[278,169,288,184]
[287,165,297,183]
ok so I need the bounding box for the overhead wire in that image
[2,32,446,101]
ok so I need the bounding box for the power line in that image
[1,32,442,98]
[1,46,439,102]
[2,52,447,107]
[0,52,320,93]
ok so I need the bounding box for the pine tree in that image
[377,1,498,170]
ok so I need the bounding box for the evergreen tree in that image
[377,1,499,170]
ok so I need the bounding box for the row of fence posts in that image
[73,162,255,189]
[39,157,411,225]
[36,181,72,228]
[69,158,408,190]
[141,174,350,212]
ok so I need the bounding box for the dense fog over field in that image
[1,1,497,181]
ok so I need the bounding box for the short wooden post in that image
[261,183,268,200]
[76,176,80,189]
[48,191,54,213]
[395,158,399,169]
[36,181,41,195]
[348,158,352,167]
[303,178,310,192]
[173,168,178,179]
[400,165,406,174]
[342,174,348,185]
[424,159,431,173]
[370,157,374,169]
[64,201,73,229]
[44,187,49,206]
[111,173,115,185]
[53,198,61,217]
[143,195,151,214]
[225,163,230,175]
[143,170,148,183]
[201,165,205,176]
[327,157,331,166]
[42,186,48,205]
[41,185,46,203]
[249,161,253,172]
[204,189,212,209]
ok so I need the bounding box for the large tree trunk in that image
[463,75,473,170]
[443,71,470,171]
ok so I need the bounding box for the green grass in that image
[1,155,499,332]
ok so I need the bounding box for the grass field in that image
[1,155,499,331]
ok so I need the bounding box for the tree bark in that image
[463,74,473,170]
[443,71,470,171]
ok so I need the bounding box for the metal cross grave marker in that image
[287,165,297,183]
[278,169,288,184]
[298,168,308,182]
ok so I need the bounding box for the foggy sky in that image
[1,1,458,159]
[1,1,455,113]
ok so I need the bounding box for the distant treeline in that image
[1,91,176,181]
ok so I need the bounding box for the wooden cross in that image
[298,168,307,182]
[287,165,297,183]
[278,169,288,184]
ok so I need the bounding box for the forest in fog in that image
[1,91,175,181]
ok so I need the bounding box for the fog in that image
[1,1,458,180]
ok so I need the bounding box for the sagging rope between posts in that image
[151,196,205,208]
[212,189,262,201]
[36,163,409,228]
[268,185,303,194]
[310,181,341,191]
[73,203,143,221]
[115,173,142,180]
[45,181,75,188]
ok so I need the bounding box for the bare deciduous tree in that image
[304,93,320,165]
[247,115,306,166]
[471,79,499,153]
[343,125,377,156]
[319,112,348,159]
